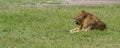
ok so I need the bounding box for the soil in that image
[18,0,120,7]
[64,0,120,5]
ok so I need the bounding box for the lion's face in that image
[74,16,83,25]
[74,10,87,25]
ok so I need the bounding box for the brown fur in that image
[70,10,106,33]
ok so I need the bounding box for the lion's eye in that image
[79,17,81,19]
[77,18,81,21]
[78,17,81,19]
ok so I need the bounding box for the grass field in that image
[0,0,120,48]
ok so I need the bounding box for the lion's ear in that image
[80,10,86,14]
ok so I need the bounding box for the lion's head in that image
[73,10,88,25]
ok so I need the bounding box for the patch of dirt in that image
[17,0,120,7]
[64,0,120,5]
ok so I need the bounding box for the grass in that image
[0,0,120,48]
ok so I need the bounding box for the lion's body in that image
[81,14,106,31]
[70,10,106,33]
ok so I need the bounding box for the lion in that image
[70,10,106,33]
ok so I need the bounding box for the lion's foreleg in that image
[69,27,80,33]
[81,25,92,31]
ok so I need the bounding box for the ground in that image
[0,0,120,48]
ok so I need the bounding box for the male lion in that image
[70,10,106,33]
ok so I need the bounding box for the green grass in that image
[0,1,120,48]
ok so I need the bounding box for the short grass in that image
[0,1,120,48]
